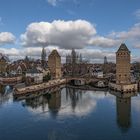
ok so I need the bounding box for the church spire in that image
[41,47,46,67]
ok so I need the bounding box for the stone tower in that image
[48,49,61,79]
[116,43,131,84]
[0,54,8,74]
[41,47,46,67]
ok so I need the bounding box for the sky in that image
[0,0,140,63]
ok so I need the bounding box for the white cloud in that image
[47,0,81,7]
[67,10,76,16]
[88,36,121,48]
[20,20,120,49]
[1,46,140,63]
[0,17,2,24]
[0,32,16,46]
[0,46,115,63]
[20,20,97,49]
[108,23,140,48]
[47,0,57,6]
[0,17,4,26]
[134,9,140,19]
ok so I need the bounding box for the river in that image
[0,87,140,140]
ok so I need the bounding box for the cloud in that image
[108,23,140,48]
[46,0,81,7]
[20,20,97,49]
[1,45,140,63]
[134,9,140,19]
[88,36,121,48]
[0,17,1,22]
[67,10,76,16]
[0,46,115,63]
[20,20,120,49]
[0,32,16,46]
[47,0,57,6]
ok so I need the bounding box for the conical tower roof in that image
[117,43,130,52]
[49,49,60,57]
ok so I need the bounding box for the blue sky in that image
[0,0,140,62]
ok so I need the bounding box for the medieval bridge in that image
[0,76,22,86]
[66,76,109,86]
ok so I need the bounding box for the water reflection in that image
[113,92,137,132]
[0,86,13,106]
[48,91,61,117]
[1,86,140,140]
[116,97,131,130]
[0,85,138,133]
[22,87,137,131]
[23,94,49,112]
[66,87,84,111]
[22,87,102,118]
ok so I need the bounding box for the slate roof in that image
[49,49,60,57]
[26,67,42,74]
[117,43,130,52]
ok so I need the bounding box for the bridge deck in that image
[13,76,109,98]
[0,76,22,86]
[14,79,67,96]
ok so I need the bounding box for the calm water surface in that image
[0,87,140,140]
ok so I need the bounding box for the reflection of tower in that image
[116,97,131,129]
[48,91,61,117]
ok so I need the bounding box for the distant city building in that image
[66,48,83,64]
[41,47,47,68]
[26,67,43,84]
[48,49,62,79]
[65,49,89,77]
[104,56,108,64]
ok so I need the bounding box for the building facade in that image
[48,50,61,79]
[26,68,43,84]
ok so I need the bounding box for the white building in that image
[26,68,43,84]
[93,70,103,78]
